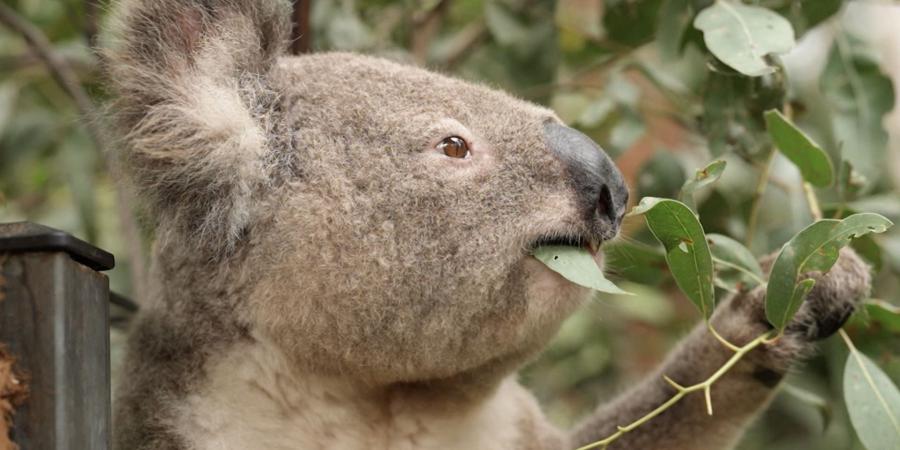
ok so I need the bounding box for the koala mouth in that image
[529,235,601,255]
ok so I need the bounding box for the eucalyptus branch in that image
[745,148,776,248]
[711,256,768,287]
[441,21,488,69]
[803,182,823,220]
[0,3,148,303]
[410,0,451,65]
[575,330,777,450]
[707,321,742,353]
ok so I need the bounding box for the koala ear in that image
[103,0,292,253]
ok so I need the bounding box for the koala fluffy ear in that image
[102,0,292,253]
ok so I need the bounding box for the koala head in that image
[105,0,628,386]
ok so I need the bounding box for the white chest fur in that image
[171,337,537,450]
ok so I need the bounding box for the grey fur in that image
[102,1,872,449]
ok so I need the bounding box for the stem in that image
[409,0,451,65]
[711,256,768,287]
[575,330,777,450]
[865,299,900,314]
[745,149,776,248]
[803,182,823,220]
[707,321,741,353]
[441,21,488,69]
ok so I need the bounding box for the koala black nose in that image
[543,122,629,233]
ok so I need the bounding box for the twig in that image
[745,148,776,248]
[441,20,488,69]
[711,256,767,287]
[410,0,451,65]
[0,52,95,75]
[0,3,148,303]
[803,182,823,220]
[291,0,312,54]
[575,330,777,450]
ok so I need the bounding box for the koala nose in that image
[543,122,629,231]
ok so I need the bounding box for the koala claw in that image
[716,247,871,370]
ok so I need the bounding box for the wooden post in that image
[0,222,114,450]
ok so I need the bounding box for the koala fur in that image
[102,1,872,449]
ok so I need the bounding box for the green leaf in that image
[765,214,894,331]
[707,233,764,292]
[693,0,796,77]
[602,0,664,47]
[485,2,529,46]
[603,240,668,286]
[608,282,675,325]
[864,300,900,333]
[838,160,867,202]
[844,349,900,450]
[701,70,785,157]
[656,0,694,60]
[629,197,716,318]
[637,151,686,199]
[822,34,896,184]
[782,383,833,430]
[532,246,629,294]
[764,109,834,187]
[680,160,726,211]
[774,0,841,38]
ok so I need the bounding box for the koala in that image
[102,1,871,449]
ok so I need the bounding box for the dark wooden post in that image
[0,222,114,450]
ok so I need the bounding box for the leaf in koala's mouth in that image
[532,246,630,295]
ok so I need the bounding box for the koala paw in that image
[782,247,871,341]
[714,247,871,369]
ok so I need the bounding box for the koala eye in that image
[437,136,470,159]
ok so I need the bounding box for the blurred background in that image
[1,0,898,448]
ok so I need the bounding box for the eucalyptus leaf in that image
[656,0,693,60]
[864,300,900,333]
[844,350,900,450]
[532,246,629,294]
[708,233,764,292]
[602,0,664,47]
[693,0,795,77]
[701,70,783,157]
[680,160,726,211]
[782,383,833,430]
[838,160,867,202]
[774,0,841,37]
[764,109,834,187]
[822,34,896,183]
[603,240,668,286]
[484,1,529,47]
[637,151,686,199]
[765,214,893,331]
[629,197,716,318]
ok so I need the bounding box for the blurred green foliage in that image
[1,0,899,448]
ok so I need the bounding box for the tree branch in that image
[0,3,148,303]
[441,20,488,69]
[409,0,451,65]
